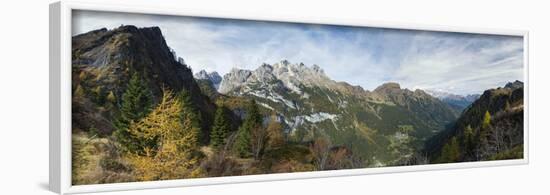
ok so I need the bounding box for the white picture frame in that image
[49,1,529,194]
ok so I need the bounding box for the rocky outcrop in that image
[194,70,222,90]
[218,60,337,96]
[72,25,216,142]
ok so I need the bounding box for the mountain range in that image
[73,25,523,168]
[425,90,480,112]
[195,60,461,165]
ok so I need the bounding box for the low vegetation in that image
[71,25,524,185]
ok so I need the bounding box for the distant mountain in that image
[217,60,458,165]
[425,90,480,112]
[425,80,524,162]
[71,25,216,142]
[70,26,526,182]
[194,70,222,90]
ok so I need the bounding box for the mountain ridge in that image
[214,60,459,164]
[70,25,525,184]
[425,90,480,112]
[425,81,524,162]
[72,25,217,142]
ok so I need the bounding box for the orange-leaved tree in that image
[127,89,204,181]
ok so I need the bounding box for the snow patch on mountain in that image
[425,89,479,102]
[218,60,335,96]
[338,100,348,109]
[218,60,348,133]
[247,90,297,109]
[326,93,334,103]
[258,102,274,110]
[303,112,338,123]
[282,112,340,132]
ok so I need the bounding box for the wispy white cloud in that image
[73,10,524,95]
[393,32,523,94]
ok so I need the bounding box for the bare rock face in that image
[208,71,222,85]
[505,80,524,90]
[374,82,402,94]
[72,25,199,99]
[194,69,210,80]
[194,70,222,90]
[218,68,253,94]
[218,60,334,96]
[72,25,216,140]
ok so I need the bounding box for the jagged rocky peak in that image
[312,64,324,74]
[219,60,335,95]
[194,70,210,79]
[226,68,252,82]
[505,80,524,90]
[194,70,222,83]
[194,70,222,89]
[72,24,195,95]
[218,68,252,94]
[209,71,221,81]
[271,60,327,78]
[280,59,291,66]
[72,25,217,135]
[256,63,275,76]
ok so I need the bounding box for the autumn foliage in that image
[127,89,203,181]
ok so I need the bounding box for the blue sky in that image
[73,10,524,95]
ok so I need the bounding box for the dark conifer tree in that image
[178,89,202,142]
[438,137,460,163]
[234,100,262,157]
[114,72,153,153]
[210,105,230,149]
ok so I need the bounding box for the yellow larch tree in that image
[127,89,204,181]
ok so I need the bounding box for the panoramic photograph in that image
[70,10,525,185]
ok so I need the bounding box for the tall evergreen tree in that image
[438,137,460,163]
[234,125,251,157]
[234,100,262,158]
[210,105,230,149]
[463,124,475,157]
[178,89,201,143]
[114,72,153,153]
